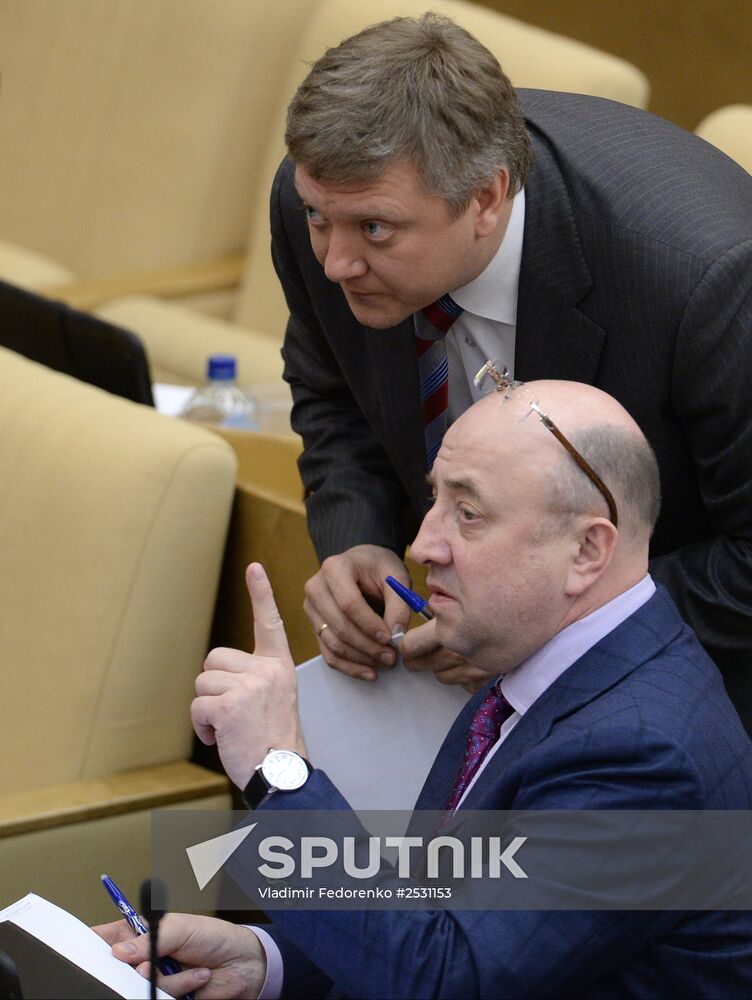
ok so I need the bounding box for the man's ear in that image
[473,169,511,237]
[564,518,619,597]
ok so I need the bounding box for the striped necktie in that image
[445,681,514,813]
[414,293,463,468]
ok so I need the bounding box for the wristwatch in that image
[243,748,313,809]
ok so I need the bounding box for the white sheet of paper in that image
[152,383,194,417]
[0,893,172,999]
[296,652,470,812]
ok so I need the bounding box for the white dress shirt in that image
[446,188,525,420]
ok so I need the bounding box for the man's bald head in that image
[454,380,660,547]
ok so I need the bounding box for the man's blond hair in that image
[285,13,533,214]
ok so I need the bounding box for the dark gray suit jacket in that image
[272,90,752,727]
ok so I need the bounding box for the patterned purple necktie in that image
[414,293,464,468]
[445,682,515,813]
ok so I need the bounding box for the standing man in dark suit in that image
[273,15,752,722]
[99,382,752,998]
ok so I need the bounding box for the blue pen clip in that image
[385,576,433,620]
[101,874,191,998]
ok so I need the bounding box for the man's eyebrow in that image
[425,473,482,499]
[294,187,404,222]
[447,477,482,499]
[330,204,403,222]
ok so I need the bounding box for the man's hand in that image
[400,619,489,693]
[192,562,307,789]
[303,545,413,680]
[94,913,265,999]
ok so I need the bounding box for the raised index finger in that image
[246,562,293,664]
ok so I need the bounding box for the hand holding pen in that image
[94,906,268,999]
[385,576,488,692]
[303,544,414,680]
[100,874,193,1000]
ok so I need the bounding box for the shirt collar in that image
[500,574,657,716]
[449,188,525,325]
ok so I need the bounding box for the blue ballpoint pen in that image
[101,874,192,998]
[385,575,434,620]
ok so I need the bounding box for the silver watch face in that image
[261,749,309,791]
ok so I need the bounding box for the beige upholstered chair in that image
[695,105,752,174]
[0,0,313,292]
[0,347,237,922]
[0,0,649,386]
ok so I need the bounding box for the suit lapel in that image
[514,129,606,385]
[362,320,429,511]
[414,691,488,810]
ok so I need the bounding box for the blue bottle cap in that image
[207,354,237,380]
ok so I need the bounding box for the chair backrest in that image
[695,105,752,174]
[0,280,154,405]
[235,0,650,336]
[0,347,237,795]
[0,0,648,306]
[0,0,312,278]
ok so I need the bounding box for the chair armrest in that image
[207,427,305,500]
[39,254,246,311]
[0,762,230,837]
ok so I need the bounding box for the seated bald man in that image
[97,381,752,999]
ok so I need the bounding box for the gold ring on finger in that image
[317,622,329,637]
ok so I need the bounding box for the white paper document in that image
[296,653,470,812]
[0,893,172,999]
[152,382,193,417]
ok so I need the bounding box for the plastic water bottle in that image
[180,354,258,429]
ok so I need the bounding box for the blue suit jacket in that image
[260,588,752,998]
